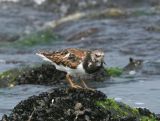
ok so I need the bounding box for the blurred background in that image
[0,0,160,118]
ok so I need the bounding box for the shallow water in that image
[0,85,53,118]
[98,75,160,113]
[0,7,160,118]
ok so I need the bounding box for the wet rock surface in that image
[0,64,65,87]
[0,63,108,87]
[1,88,159,121]
[16,64,65,85]
[1,88,107,121]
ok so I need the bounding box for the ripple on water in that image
[98,75,160,113]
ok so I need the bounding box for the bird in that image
[123,57,143,75]
[36,48,105,90]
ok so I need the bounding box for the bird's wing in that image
[37,48,87,69]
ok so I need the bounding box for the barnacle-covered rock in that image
[1,88,159,121]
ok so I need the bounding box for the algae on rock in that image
[96,98,158,121]
[15,29,60,46]
[105,67,123,77]
[0,69,20,87]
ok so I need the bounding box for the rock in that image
[16,64,66,85]
[0,63,108,87]
[0,33,19,42]
[0,64,65,87]
[1,88,107,121]
[1,88,158,121]
[66,28,99,42]
[1,114,8,121]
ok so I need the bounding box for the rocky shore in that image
[0,0,160,43]
[0,0,160,120]
[1,88,159,121]
[0,63,108,87]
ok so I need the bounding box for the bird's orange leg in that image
[81,80,95,91]
[66,74,82,88]
[81,80,88,88]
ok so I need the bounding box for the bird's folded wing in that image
[39,48,87,69]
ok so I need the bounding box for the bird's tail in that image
[36,52,53,63]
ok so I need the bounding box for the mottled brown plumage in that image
[36,48,105,90]
[39,48,87,69]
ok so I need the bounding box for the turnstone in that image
[123,57,143,75]
[36,48,105,89]
[124,58,143,70]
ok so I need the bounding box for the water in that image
[0,85,53,118]
[0,6,160,118]
[98,75,160,113]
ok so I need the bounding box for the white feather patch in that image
[36,53,52,63]
[63,53,70,58]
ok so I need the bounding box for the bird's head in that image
[90,49,105,66]
[129,57,143,67]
